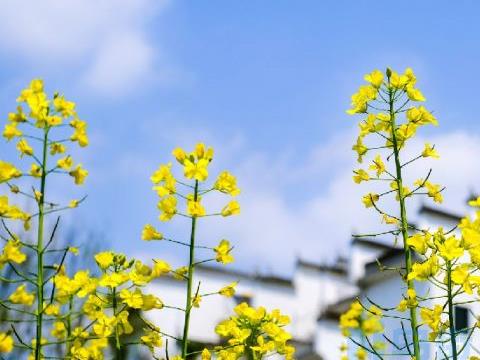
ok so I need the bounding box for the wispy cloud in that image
[163,128,480,276]
[0,0,173,96]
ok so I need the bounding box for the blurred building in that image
[147,204,474,359]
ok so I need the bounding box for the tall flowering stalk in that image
[0,81,295,359]
[143,143,294,360]
[0,79,89,359]
[144,143,240,357]
[342,68,444,359]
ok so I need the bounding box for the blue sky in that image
[1,0,480,275]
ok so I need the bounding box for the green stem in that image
[112,286,122,359]
[66,296,73,354]
[388,86,421,360]
[35,127,49,360]
[181,180,199,359]
[446,261,458,359]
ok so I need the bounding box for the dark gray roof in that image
[350,237,396,251]
[359,248,422,287]
[197,264,293,287]
[418,204,462,222]
[296,258,347,275]
[317,295,357,321]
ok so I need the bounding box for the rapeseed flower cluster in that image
[342,68,469,359]
[0,79,91,359]
[215,303,295,360]
[0,80,295,360]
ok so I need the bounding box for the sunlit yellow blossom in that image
[406,86,426,102]
[16,138,33,157]
[94,252,114,270]
[120,288,144,309]
[44,303,60,316]
[352,137,368,162]
[34,190,42,202]
[173,266,188,280]
[8,106,27,123]
[152,260,171,277]
[129,260,154,286]
[172,147,187,164]
[219,282,237,297]
[83,295,105,320]
[382,214,398,225]
[406,106,438,126]
[437,237,463,261]
[49,142,66,155]
[388,70,410,89]
[468,197,480,207]
[417,180,443,203]
[51,321,67,339]
[53,95,76,117]
[93,314,116,337]
[57,156,73,170]
[184,158,209,181]
[46,115,62,126]
[408,255,439,281]
[390,181,412,201]
[99,272,129,288]
[462,227,480,250]
[422,143,439,158]
[396,123,417,145]
[141,330,163,350]
[187,200,206,217]
[407,233,430,255]
[142,224,163,241]
[347,85,377,115]
[69,164,88,185]
[192,294,202,308]
[362,193,379,208]
[214,239,234,264]
[451,264,474,294]
[29,163,42,178]
[69,246,79,255]
[214,171,240,196]
[9,284,34,306]
[353,169,369,184]
[221,200,240,217]
[201,348,211,360]
[158,195,177,221]
[356,348,367,360]
[142,293,163,311]
[420,305,443,334]
[3,123,22,140]
[0,333,13,353]
[151,163,173,184]
[369,155,385,177]
[1,240,27,265]
[195,143,214,161]
[70,119,89,147]
[364,69,384,88]
[0,161,21,183]
[397,289,417,312]
[361,316,383,335]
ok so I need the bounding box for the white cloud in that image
[115,117,480,276]
[0,0,171,96]
[191,129,480,276]
[82,31,154,95]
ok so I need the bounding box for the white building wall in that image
[349,243,387,284]
[146,267,297,355]
[293,267,354,341]
[315,319,345,360]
